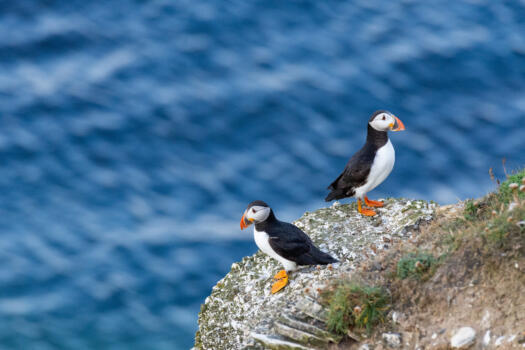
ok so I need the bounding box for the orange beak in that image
[391,116,405,131]
[240,211,252,230]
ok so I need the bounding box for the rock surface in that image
[450,327,476,349]
[195,198,435,349]
[382,332,402,348]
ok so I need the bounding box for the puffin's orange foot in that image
[364,196,384,208]
[271,270,288,294]
[360,208,377,217]
[357,199,378,217]
[273,270,287,280]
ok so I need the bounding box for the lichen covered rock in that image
[195,198,435,349]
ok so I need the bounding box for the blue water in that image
[0,1,524,349]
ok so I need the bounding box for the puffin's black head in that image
[240,200,272,230]
[368,110,405,132]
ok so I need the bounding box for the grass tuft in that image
[498,170,525,204]
[485,205,525,247]
[396,252,439,280]
[443,168,525,251]
[463,199,478,221]
[322,282,390,335]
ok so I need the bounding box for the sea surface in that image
[0,1,524,349]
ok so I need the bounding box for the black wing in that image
[267,222,312,260]
[268,222,337,265]
[325,143,375,201]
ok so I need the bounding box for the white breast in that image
[354,139,395,199]
[254,228,298,271]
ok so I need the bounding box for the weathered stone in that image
[482,330,491,346]
[347,329,362,342]
[450,327,476,349]
[195,198,435,349]
[494,335,505,346]
[294,297,328,322]
[252,333,317,350]
[390,311,403,324]
[273,321,328,347]
[277,314,342,343]
[382,332,402,348]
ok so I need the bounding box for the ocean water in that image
[0,0,524,349]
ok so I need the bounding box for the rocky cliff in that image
[194,198,435,349]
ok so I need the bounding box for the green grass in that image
[497,169,525,204]
[485,204,525,247]
[463,199,478,221]
[441,168,525,251]
[474,169,524,248]
[322,282,390,335]
[396,252,439,280]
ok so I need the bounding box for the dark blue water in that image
[0,1,524,349]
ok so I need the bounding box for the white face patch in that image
[245,206,271,223]
[369,112,395,132]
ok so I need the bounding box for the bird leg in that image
[364,196,384,208]
[271,270,289,294]
[358,198,377,217]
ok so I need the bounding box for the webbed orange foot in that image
[360,208,377,216]
[364,196,384,208]
[273,270,287,280]
[271,270,288,294]
[357,199,378,217]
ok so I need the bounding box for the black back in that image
[325,111,389,201]
[255,214,337,266]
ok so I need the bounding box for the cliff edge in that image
[195,170,525,349]
[194,198,434,349]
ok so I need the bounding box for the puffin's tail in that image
[325,190,344,202]
[316,251,338,265]
[298,247,338,265]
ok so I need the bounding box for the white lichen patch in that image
[195,198,435,349]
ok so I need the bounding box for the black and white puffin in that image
[240,200,337,293]
[325,111,405,216]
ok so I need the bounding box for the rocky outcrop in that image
[194,198,436,349]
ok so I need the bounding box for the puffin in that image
[325,110,405,216]
[240,200,338,293]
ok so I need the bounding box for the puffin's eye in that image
[382,115,386,120]
[251,208,256,213]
